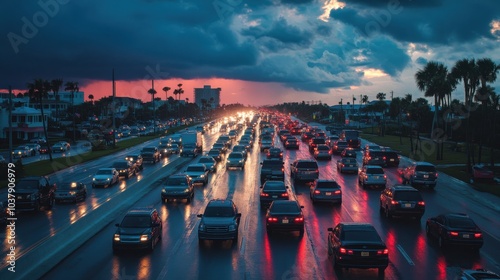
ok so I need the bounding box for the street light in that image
[148,81,157,135]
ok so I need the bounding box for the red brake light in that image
[339,247,346,254]
[281,192,289,197]
[449,231,459,236]
[377,249,389,255]
[294,217,304,222]
[435,172,438,177]
[334,190,341,194]
[391,201,399,205]
[383,156,386,160]
[418,201,425,206]
[314,190,321,194]
[260,193,269,197]
[474,233,482,238]
[384,175,387,179]
[267,217,278,222]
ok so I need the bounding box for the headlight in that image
[114,234,120,241]
[200,174,205,178]
[184,188,190,193]
[228,223,237,231]
[69,191,76,195]
[239,160,243,163]
[140,234,149,242]
[162,188,166,193]
[106,178,111,181]
[199,223,206,231]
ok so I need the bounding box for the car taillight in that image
[315,170,319,173]
[267,217,278,222]
[383,156,386,160]
[474,233,482,238]
[281,193,288,197]
[339,248,353,255]
[435,172,438,178]
[260,193,269,197]
[334,190,341,194]
[383,175,387,179]
[377,249,389,255]
[281,168,285,172]
[418,201,425,206]
[368,156,371,160]
[449,231,459,236]
[294,217,304,222]
[391,201,399,205]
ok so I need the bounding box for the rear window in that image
[317,146,330,151]
[316,181,339,189]
[448,217,476,228]
[187,166,205,172]
[296,161,318,168]
[366,168,384,174]
[262,160,284,167]
[416,165,436,172]
[343,158,357,164]
[342,229,381,242]
[270,203,300,213]
[165,177,188,186]
[263,182,286,191]
[204,206,235,217]
[383,152,399,158]
[393,191,422,201]
[312,138,326,144]
[337,141,348,146]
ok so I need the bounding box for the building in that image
[194,85,221,109]
[0,103,45,141]
[48,91,85,106]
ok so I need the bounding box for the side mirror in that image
[197,214,203,218]
[285,186,289,189]
[260,186,263,188]
[300,206,304,209]
[327,227,333,232]
[115,223,120,227]
[236,213,242,218]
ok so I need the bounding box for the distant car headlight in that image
[161,188,166,193]
[114,234,120,242]
[199,174,205,178]
[228,223,237,231]
[199,222,206,231]
[183,188,190,193]
[106,178,111,181]
[69,191,76,195]
[92,178,96,181]
[140,234,149,242]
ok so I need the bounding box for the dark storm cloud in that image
[242,18,314,49]
[330,0,500,44]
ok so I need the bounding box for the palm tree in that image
[148,87,157,134]
[451,58,479,172]
[65,82,79,143]
[50,78,63,123]
[88,94,94,105]
[27,79,53,161]
[162,86,171,120]
[173,83,184,101]
[376,92,386,101]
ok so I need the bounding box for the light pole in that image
[148,80,157,135]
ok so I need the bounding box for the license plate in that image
[463,234,469,238]
[282,219,289,224]
[361,252,369,257]
[272,195,278,198]
[374,176,379,179]
[390,159,395,161]
[404,203,412,208]
[423,175,429,178]
[325,192,332,196]
[348,165,353,167]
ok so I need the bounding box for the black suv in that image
[197,199,241,245]
[379,185,425,220]
[113,207,162,252]
[290,160,319,182]
[112,161,136,179]
[141,147,160,163]
[401,162,438,189]
[16,176,56,211]
[260,159,285,184]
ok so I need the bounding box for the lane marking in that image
[397,244,415,266]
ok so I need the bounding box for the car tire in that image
[299,228,304,237]
[150,239,155,251]
[46,197,55,210]
[438,235,446,249]
[327,243,333,256]
[378,267,386,278]
[385,207,392,219]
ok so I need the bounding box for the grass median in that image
[360,131,500,197]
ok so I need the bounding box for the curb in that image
[0,157,191,280]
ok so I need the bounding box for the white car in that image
[92,168,119,188]
[12,145,31,158]
[358,165,387,189]
[184,164,209,185]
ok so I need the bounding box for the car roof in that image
[169,174,189,179]
[388,185,418,191]
[188,163,206,168]
[271,200,299,206]
[295,159,316,163]
[339,222,376,230]
[364,165,383,169]
[207,199,234,207]
[415,161,435,166]
[443,213,471,219]
[126,207,156,216]
[98,168,115,171]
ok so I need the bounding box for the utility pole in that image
[8,86,13,163]
[112,69,116,148]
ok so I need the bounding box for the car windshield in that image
[165,177,188,186]
[317,146,330,151]
[120,215,151,228]
[316,181,339,189]
[16,180,39,189]
[448,217,476,228]
[416,165,436,172]
[270,203,300,213]
[263,182,286,191]
[367,168,384,174]
[204,206,235,217]
[228,153,243,159]
[342,230,381,242]
[393,191,422,201]
[199,158,213,164]
[96,169,112,175]
[297,162,318,168]
[187,166,205,172]
[343,158,357,164]
[58,182,80,190]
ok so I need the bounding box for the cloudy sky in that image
[2,0,499,106]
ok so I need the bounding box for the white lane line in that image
[397,244,415,266]
[239,237,246,255]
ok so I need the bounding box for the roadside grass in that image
[0,125,193,189]
[360,131,500,197]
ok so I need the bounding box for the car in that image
[266,200,304,236]
[472,164,495,181]
[310,179,342,204]
[161,174,194,203]
[54,182,87,203]
[327,223,388,276]
[313,144,332,160]
[180,143,199,157]
[239,138,253,150]
[266,147,283,160]
[284,137,300,149]
[125,154,143,170]
[362,150,386,166]
[166,143,180,154]
[92,168,119,188]
[198,156,217,173]
[308,137,327,153]
[184,163,209,185]
[401,162,438,189]
[259,136,274,152]
[51,143,67,153]
[359,165,387,189]
[158,144,170,157]
[290,159,319,182]
[112,161,136,179]
[260,159,285,184]
[39,144,50,154]
[232,144,248,157]
[226,151,246,170]
[259,181,290,208]
[327,135,340,148]
[337,158,359,174]
[212,143,227,154]
[113,207,162,252]
[331,140,349,154]
[57,141,71,150]
[460,268,500,280]
[207,148,222,162]
[301,132,314,142]
[381,150,400,167]
[379,185,425,220]
[15,176,56,211]
[197,199,241,244]
[425,213,483,250]
[141,146,160,163]
[340,148,357,158]
[12,145,31,158]
[25,143,40,156]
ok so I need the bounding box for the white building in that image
[194,85,221,109]
[48,91,85,106]
[0,104,46,141]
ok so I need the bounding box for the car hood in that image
[201,217,235,225]
[117,227,149,235]
[163,186,188,192]
[93,175,113,180]
[186,171,204,177]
